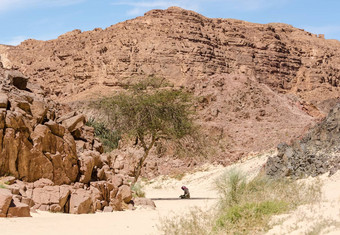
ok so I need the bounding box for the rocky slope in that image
[266,103,340,178]
[1,6,340,172]
[2,7,340,113]
[0,66,141,215]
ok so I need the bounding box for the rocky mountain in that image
[1,6,340,171]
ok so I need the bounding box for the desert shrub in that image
[86,118,121,152]
[130,75,172,91]
[131,182,145,198]
[160,169,322,235]
[159,208,214,235]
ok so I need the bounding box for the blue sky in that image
[0,0,340,45]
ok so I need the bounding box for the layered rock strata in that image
[2,7,340,115]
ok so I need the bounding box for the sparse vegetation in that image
[93,86,195,182]
[160,170,322,235]
[86,118,121,152]
[169,172,186,181]
[129,75,173,91]
[132,182,146,198]
[307,220,340,235]
[159,208,214,235]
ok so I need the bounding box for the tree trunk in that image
[133,135,156,183]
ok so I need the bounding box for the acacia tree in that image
[95,89,194,182]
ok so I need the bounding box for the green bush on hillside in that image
[86,118,121,152]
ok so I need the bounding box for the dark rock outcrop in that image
[266,103,340,178]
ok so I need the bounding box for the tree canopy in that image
[94,88,195,181]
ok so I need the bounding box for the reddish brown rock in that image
[44,120,65,137]
[30,100,47,124]
[69,188,94,214]
[0,93,8,109]
[111,174,124,188]
[5,70,28,90]
[117,185,132,204]
[31,185,70,212]
[7,201,31,217]
[62,114,86,133]
[78,153,95,184]
[0,189,12,217]
[33,178,54,188]
[110,193,123,211]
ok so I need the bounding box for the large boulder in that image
[0,188,12,217]
[5,70,28,90]
[7,200,30,217]
[31,185,70,212]
[69,188,94,214]
[30,100,48,124]
[78,154,95,184]
[117,185,132,204]
[62,114,86,133]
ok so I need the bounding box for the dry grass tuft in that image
[159,170,322,235]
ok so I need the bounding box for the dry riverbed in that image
[1,153,339,235]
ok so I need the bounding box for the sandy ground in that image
[0,153,339,235]
[266,171,340,235]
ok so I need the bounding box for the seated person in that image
[180,186,190,199]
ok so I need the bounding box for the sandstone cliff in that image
[2,7,340,115]
[1,6,340,172]
[0,65,138,214]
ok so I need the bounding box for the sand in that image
[0,153,339,235]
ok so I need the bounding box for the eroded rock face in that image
[266,103,340,178]
[2,7,340,172]
[0,67,109,185]
[3,7,340,115]
[0,69,80,184]
[0,66,142,213]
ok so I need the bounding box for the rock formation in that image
[0,65,137,213]
[266,103,340,178]
[0,187,30,218]
[2,7,340,114]
[1,7,340,175]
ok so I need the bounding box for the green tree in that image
[95,89,194,182]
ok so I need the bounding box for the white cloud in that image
[0,0,85,12]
